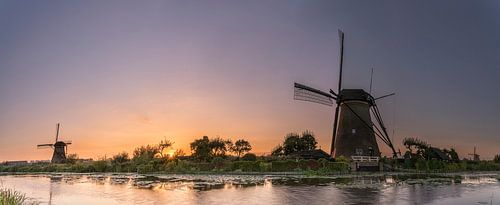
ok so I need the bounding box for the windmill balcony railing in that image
[351,156,380,162]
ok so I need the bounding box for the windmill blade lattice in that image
[294,83,334,106]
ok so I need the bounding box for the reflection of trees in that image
[341,187,382,204]
[406,183,463,204]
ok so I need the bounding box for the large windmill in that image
[293,30,398,159]
[37,123,72,163]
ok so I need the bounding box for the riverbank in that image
[0,159,350,174]
[2,158,500,175]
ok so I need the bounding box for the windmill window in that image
[352,129,356,134]
[355,148,363,155]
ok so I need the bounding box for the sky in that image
[1,0,499,161]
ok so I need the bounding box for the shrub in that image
[66,154,79,164]
[494,154,500,163]
[415,159,428,171]
[322,162,349,173]
[137,164,154,173]
[259,161,271,172]
[112,152,130,164]
[173,160,191,172]
[195,162,214,171]
[334,156,349,163]
[298,159,321,170]
[427,159,444,170]
[271,160,298,172]
[443,163,462,172]
[92,160,111,172]
[232,161,260,172]
[241,153,257,161]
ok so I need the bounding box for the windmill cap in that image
[53,141,68,146]
[339,89,374,104]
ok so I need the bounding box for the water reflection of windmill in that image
[37,123,72,163]
[293,30,397,159]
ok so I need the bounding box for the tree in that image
[281,131,318,155]
[283,133,301,155]
[174,149,186,158]
[444,148,460,162]
[66,153,79,164]
[112,152,130,164]
[210,137,232,157]
[133,145,160,161]
[271,145,284,156]
[301,130,318,151]
[231,139,252,158]
[190,136,212,161]
[403,137,429,158]
[158,138,173,158]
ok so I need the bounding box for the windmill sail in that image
[37,123,72,163]
[292,29,399,161]
[37,144,54,148]
[294,83,334,106]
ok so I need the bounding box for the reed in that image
[0,188,32,205]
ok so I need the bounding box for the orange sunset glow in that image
[1,1,499,162]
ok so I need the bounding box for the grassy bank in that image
[3,158,500,175]
[0,159,350,175]
[394,158,500,173]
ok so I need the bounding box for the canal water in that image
[0,173,499,205]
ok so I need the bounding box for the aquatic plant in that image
[0,188,34,205]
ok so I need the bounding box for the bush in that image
[92,160,111,172]
[298,160,321,170]
[112,152,130,164]
[137,164,154,173]
[241,153,257,161]
[211,157,224,163]
[173,160,191,172]
[427,159,444,170]
[443,163,462,172]
[494,154,500,163]
[322,162,349,173]
[335,156,349,163]
[259,161,271,172]
[271,160,298,172]
[415,159,428,171]
[195,162,214,171]
[232,161,260,172]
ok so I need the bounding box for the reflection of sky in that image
[1,174,500,204]
[1,1,499,160]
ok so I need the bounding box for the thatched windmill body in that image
[293,30,397,159]
[37,123,72,163]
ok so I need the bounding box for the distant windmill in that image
[37,123,72,163]
[468,146,480,161]
[293,30,398,159]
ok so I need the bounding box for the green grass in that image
[0,188,33,205]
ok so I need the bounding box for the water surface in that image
[0,173,499,205]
